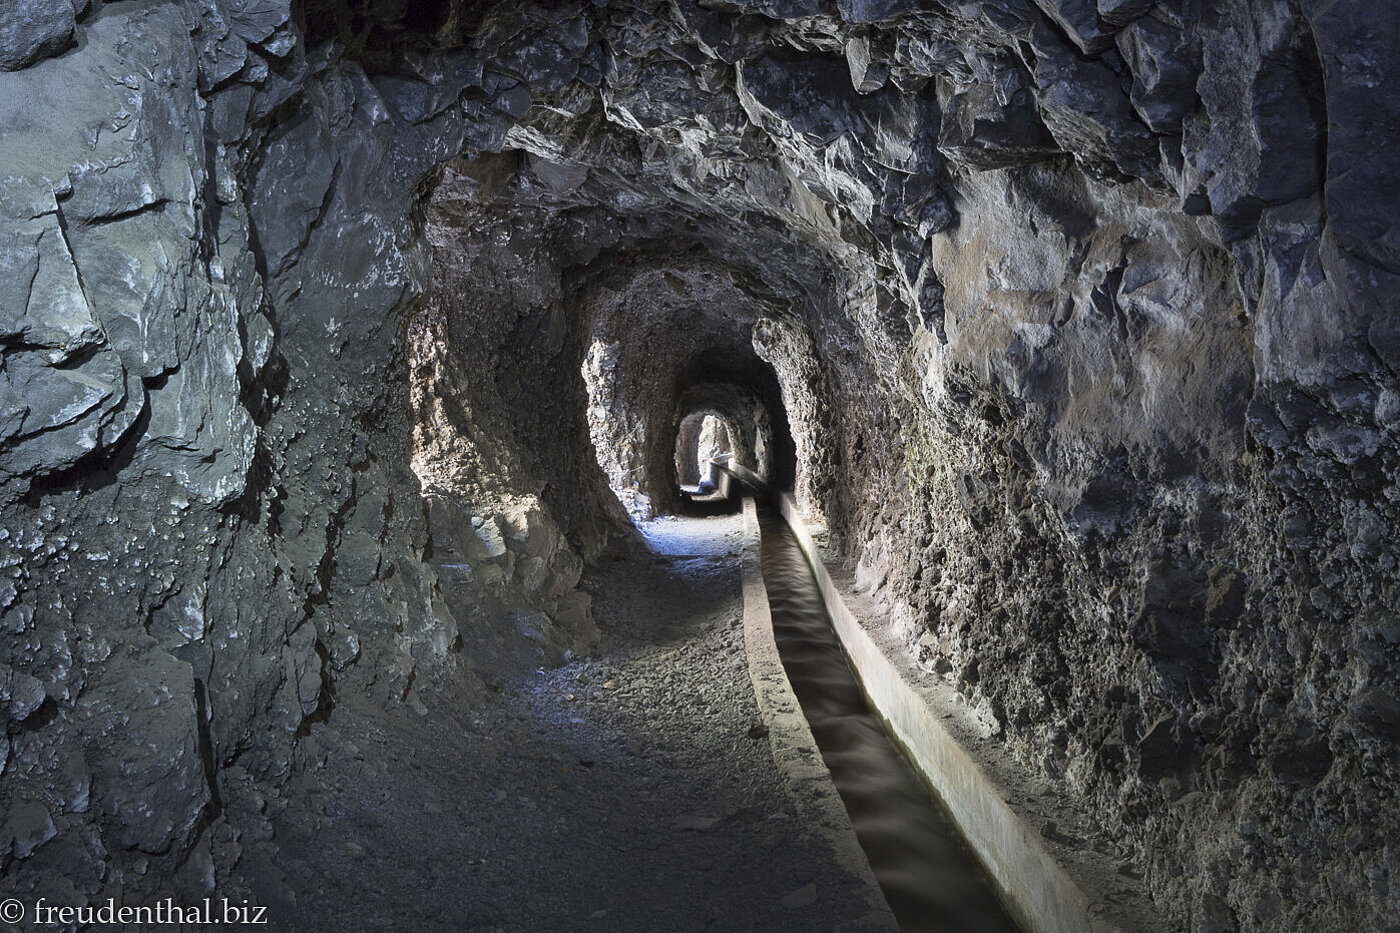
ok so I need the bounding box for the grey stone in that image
[845,36,889,94]
[78,647,209,856]
[492,83,533,118]
[727,0,822,18]
[0,0,75,71]
[226,0,290,45]
[0,2,1394,930]
[838,0,919,22]
[1031,30,1159,181]
[1116,14,1198,133]
[938,82,1060,170]
[0,664,46,721]
[0,227,41,338]
[1097,0,1151,27]
[5,801,56,859]
[18,221,104,361]
[1030,0,1117,54]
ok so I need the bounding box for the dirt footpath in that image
[258,513,886,932]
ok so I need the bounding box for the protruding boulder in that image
[0,0,75,71]
[938,82,1060,170]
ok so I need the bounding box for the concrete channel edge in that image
[770,492,1143,933]
[738,499,901,933]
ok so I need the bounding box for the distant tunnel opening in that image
[675,412,730,490]
[584,331,800,522]
[568,250,813,525]
[673,345,798,498]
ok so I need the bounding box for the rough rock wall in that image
[409,195,630,669]
[1,0,571,904]
[2,2,282,901]
[826,6,1400,930]
[1,0,1396,928]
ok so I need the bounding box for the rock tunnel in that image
[0,0,1397,930]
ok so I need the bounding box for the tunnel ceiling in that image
[0,0,1396,930]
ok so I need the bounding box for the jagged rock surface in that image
[0,1,1395,930]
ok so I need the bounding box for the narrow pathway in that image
[261,512,886,932]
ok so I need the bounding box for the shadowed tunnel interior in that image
[0,0,1397,930]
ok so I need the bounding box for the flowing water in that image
[755,500,1020,933]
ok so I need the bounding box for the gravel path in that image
[260,513,884,932]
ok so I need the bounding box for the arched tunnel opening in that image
[674,411,730,492]
[666,346,799,516]
[1,0,1396,931]
[571,245,808,525]
[673,346,798,496]
[674,410,739,508]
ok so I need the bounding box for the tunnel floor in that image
[253,513,885,932]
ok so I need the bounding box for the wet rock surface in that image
[0,0,1394,930]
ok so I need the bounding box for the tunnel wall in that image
[0,0,594,904]
[0,1,1395,929]
[408,199,630,672]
